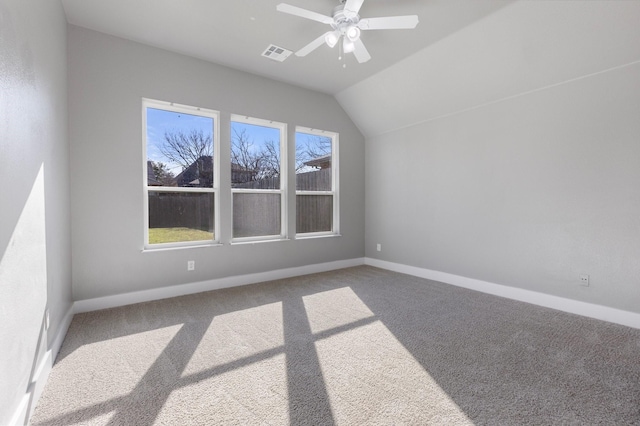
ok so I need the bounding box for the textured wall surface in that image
[68,26,365,301]
[0,1,72,424]
[336,1,640,315]
[365,61,640,313]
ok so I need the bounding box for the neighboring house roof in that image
[304,154,331,169]
[162,157,268,187]
[174,156,214,187]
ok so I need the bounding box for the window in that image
[142,101,338,248]
[295,128,338,235]
[231,115,287,241]
[143,99,219,248]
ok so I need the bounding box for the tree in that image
[295,134,332,172]
[231,127,262,175]
[231,130,332,181]
[160,129,213,186]
[231,128,281,182]
[160,129,212,170]
[151,162,175,186]
[261,139,281,179]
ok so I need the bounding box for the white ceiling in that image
[61,1,640,139]
[337,0,640,137]
[60,0,513,95]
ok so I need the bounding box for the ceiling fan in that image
[277,0,419,64]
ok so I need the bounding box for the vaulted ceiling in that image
[61,1,640,139]
[337,1,640,137]
[60,0,513,95]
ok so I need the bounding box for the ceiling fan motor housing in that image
[331,4,361,44]
[332,4,359,26]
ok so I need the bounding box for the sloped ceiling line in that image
[335,1,640,139]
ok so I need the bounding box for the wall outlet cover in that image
[580,274,589,286]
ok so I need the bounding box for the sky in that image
[230,121,281,158]
[146,107,330,175]
[146,107,214,174]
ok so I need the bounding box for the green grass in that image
[149,227,213,244]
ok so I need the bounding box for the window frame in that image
[142,98,221,250]
[230,114,288,243]
[295,126,339,238]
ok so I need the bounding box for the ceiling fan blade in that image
[343,0,365,18]
[276,3,334,25]
[296,31,333,57]
[358,15,419,30]
[353,39,371,63]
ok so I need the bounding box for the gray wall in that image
[0,1,72,424]
[68,26,365,301]
[365,61,640,314]
[333,1,640,315]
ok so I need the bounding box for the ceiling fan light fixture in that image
[325,31,340,48]
[343,37,355,53]
[345,26,361,42]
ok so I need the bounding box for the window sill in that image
[295,233,341,240]
[141,233,341,252]
[142,242,223,253]
[230,238,291,246]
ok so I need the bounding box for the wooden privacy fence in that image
[148,192,213,231]
[296,194,332,233]
[295,168,331,191]
[234,168,331,191]
[149,169,333,233]
[232,192,281,238]
[295,168,333,233]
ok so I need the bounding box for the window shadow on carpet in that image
[30,266,640,425]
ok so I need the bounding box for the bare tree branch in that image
[296,135,332,172]
[160,129,213,170]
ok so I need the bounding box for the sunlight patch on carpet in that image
[183,302,284,377]
[313,314,473,424]
[302,287,374,334]
[31,324,182,425]
[161,354,289,424]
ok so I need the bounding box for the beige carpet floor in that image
[31,266,640,425]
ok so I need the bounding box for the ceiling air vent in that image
[261,44,292,62]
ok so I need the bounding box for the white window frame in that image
[295,126,339,238]
[230,114,288,243]
[142,98,220,249]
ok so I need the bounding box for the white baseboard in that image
[74,258,366,313]
[13,258,638,425]
[9,303,74,426]
[365,257,640,330]
[52,304,75,362]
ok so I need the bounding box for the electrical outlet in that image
[376,243,381,252]
[580,274,589,286]
[187,260,195,271]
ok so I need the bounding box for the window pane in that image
[146,107,215,188]
[231,121,280,189]
[148,192,214,244]
[297,195,333,233]
[233,193,281,238]
[295,132,332,191]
